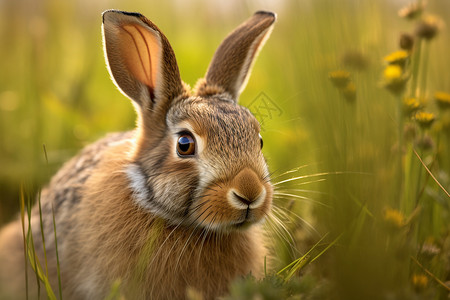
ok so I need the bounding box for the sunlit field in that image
[0,0,449,298]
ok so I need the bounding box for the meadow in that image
[0,0,449,299]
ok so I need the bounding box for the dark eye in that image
[259,134,263,149]
[177,133,196,157]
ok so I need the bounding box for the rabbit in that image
[0,9,276,300]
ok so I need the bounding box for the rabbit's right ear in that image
[102,10,184,114]
[196,11,276,101]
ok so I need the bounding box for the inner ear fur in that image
[102,10,185,112]
[195,11,276,101]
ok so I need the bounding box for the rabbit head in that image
[102,10,276,232]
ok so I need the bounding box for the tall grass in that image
[20,183,60,300]
[1,0,449,299]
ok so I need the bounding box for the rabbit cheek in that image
[150,160,198,216]
[191,186,231,228]
[126,155,199,224]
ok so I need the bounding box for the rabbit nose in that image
[228,168,266,209]
[231,192,253,206]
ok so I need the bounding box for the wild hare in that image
[0,9,276,300]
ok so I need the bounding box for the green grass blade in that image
[413,148,450,198]
[20,184,29,300]
[264,256,267,278]
[104,280,122,300]
[52,204,63,300]
[26,243,57,300]
[25,186,41,299]
[308,233,342,265]
[38,189,49,278]
[277,233,329,281]
[23,182,58,300]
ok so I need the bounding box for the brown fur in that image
[0,10,276,300]
[202,11,276,100]
[63,141,266,299]
[0,135,267,299]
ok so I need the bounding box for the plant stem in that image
[410,38,423,98]
[419,41,430,100]
[414,136,425,206]
[397,93,404,202]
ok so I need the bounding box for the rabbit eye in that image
[177,133,196,157]
[259,134,263,149]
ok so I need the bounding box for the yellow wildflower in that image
[384,50,410,66]
[328,70,351,88]
[434,91,450,110]
[383,208,405,229]
[384,65,402,80]
[383,65,408,94]
[412,273,428,292]
[414,111,435,129]
[403,97,420,116]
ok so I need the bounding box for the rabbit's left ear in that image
[102,10,184,114]
[196,11,276,101]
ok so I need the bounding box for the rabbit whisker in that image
[265,212,299,256]
[273,192,330,208]
[147,201,210,269]
[174,206,214,271]
[196,212,218,270]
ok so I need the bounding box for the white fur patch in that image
[126,163,151,207]
[249,188,266,209]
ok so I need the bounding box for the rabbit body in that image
[0,10,276,300]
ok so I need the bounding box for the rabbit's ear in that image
[197,11,276,101]
[102,10,184,111]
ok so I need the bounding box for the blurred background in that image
[1,0,449,298]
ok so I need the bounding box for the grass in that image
[1,0,449,299]
[20,183,59,299]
